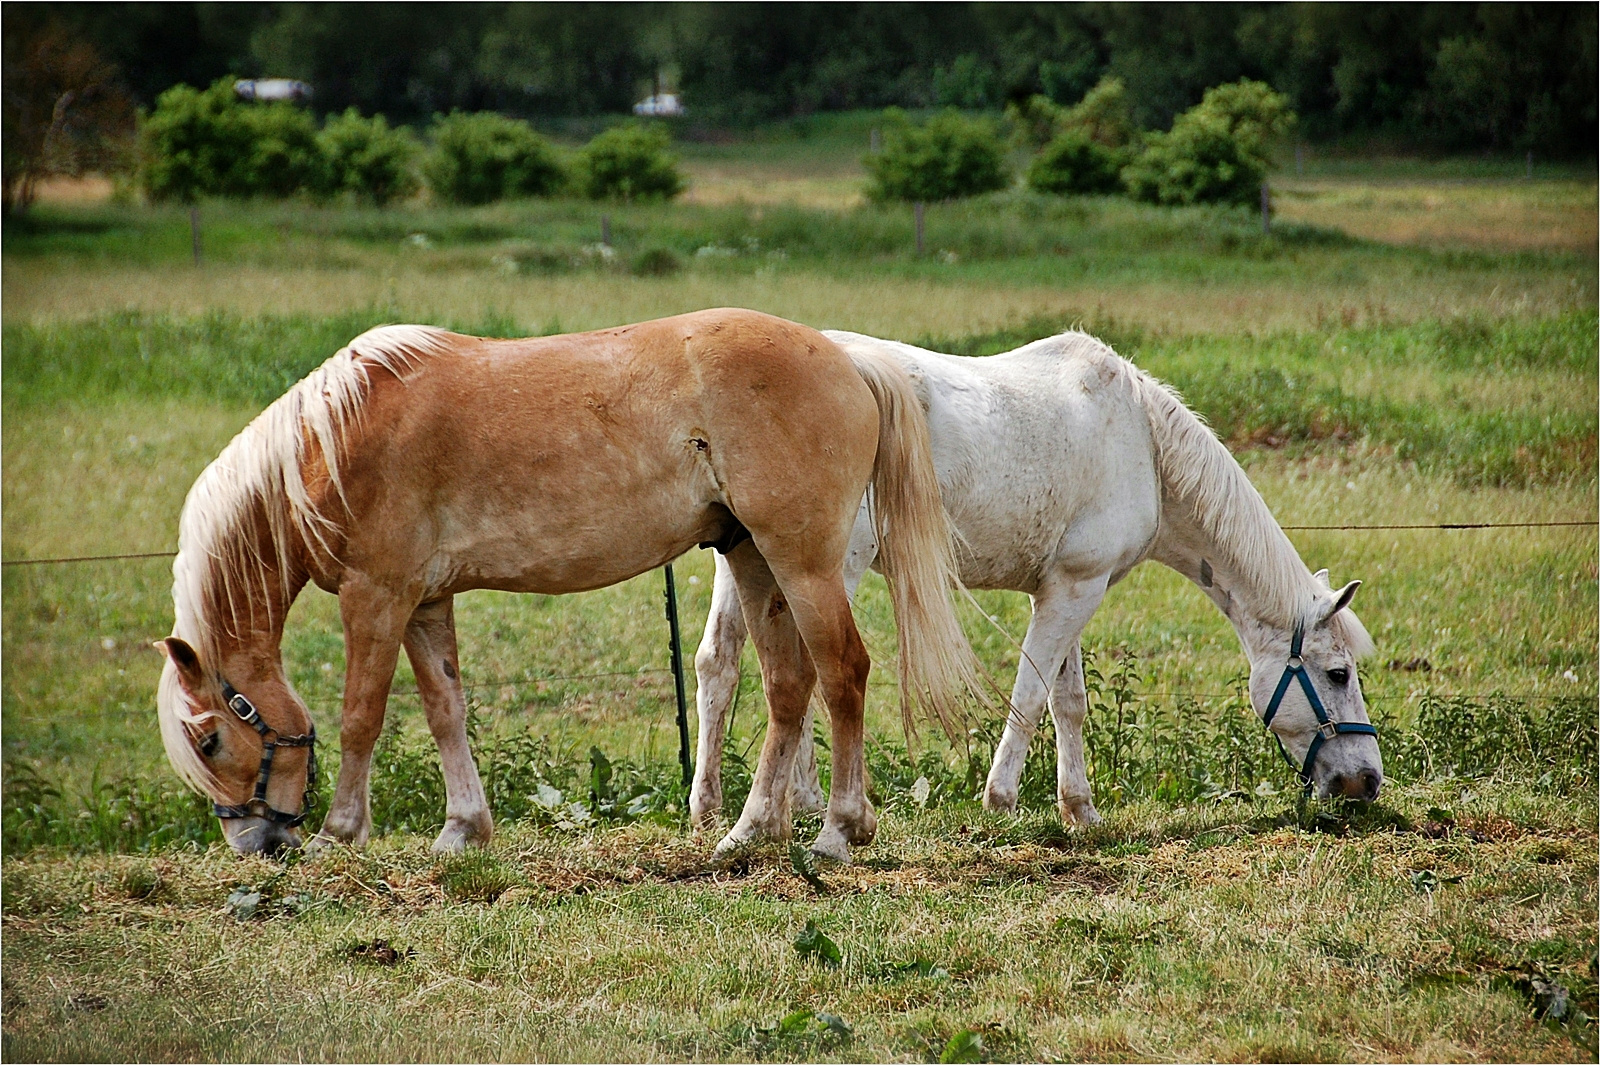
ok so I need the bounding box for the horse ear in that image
[1317,580,1361,623]
[1312,568,1330,587]
[158,637,207,688]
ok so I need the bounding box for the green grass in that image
[2,787,1594,1061]
[2,164,1596,1061]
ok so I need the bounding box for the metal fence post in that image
[663,564,692,786]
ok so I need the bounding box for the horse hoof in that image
[430,816,491,853]
[710,834,755,865]
[982,786,1019,814]
[1059,798,1102,826]
[809,829,852,866]
[303,831,345,856]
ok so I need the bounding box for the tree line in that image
[8,2,1595,157]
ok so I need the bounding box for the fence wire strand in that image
[3,519,1593,568]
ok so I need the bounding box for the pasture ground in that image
[3,123,1596,1061]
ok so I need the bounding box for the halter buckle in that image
[1316,720,1340,740]
[1286,654,1303,670]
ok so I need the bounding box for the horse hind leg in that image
[690,552,749,832]
[713,542,821,858]
[404,597,493,851]
[760,565,875,865]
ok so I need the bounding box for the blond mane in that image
[158,324,455,796]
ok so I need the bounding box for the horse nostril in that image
[1356,769,1381,802]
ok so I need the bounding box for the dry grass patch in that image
[1275,178,1598,254]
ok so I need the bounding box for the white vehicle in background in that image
[633,92,684,117]
[234,79,312,103]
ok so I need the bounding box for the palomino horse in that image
[690,330,1382,829]
[156,309,984,862]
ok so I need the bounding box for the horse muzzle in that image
[1317,767,1383,803]
[220,815,303,856]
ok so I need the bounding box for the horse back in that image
[307,309,879,595]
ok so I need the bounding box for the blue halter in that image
[1261,620,1378,793]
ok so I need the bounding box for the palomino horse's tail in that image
[846,347,990,739]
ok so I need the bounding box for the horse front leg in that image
[404,597,493,851]
[1048,636,1102,826]
[690,552,749,832]
[314,576,412,850]
[983,573,1107,815]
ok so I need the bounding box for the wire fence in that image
[3,517,1591,712]
[3,518,1594,569]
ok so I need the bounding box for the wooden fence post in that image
[189,205,202,266]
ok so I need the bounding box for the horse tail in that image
[847,347,989,740]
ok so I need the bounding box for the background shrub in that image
[575,124,684,201]
[233,100,326,198]
[1123,79,1294,207]
[140,80,254,202]
[864,108,1010,203]
[318,108,420,205]
[1026,131,1123,195]
[423,111,566,205]
[141,79,326,201]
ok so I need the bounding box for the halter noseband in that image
[211,678,318,826]
[1260,620,1378,793]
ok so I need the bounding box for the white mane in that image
[158,324,455,796]
[1127,353,1372,653]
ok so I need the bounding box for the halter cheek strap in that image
[1261,620,1378,792]
[211,679,318,827]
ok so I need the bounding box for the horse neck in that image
[179,539,307,688]
[1149,494,1314,665]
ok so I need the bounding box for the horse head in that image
[157,636,317,855]
[1246,573,1383,802]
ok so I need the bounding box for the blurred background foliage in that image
[5,2,1595,154]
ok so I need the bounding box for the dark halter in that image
[1260,620,1378,793]
[211,678,318,826]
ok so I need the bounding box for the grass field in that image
[3,132,1596,1061]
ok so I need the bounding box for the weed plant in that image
[5,654,1591,854]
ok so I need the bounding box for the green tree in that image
[422,111,565,205]
[141,79,323,201]
[319,108,420,205]
[574,124,683,201]
[139,80,252,202]
[2,22,134,213]
[864,108,1009,203]
[1123,79,1293,207]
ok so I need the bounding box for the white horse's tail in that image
[847,347,989,739]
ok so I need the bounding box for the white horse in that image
[689,330,1382,829]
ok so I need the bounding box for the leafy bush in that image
[629,246,681,275]
[319,108,420,205]
[141,79,325,201]
[1123,79,1294,207]
[140,80,256,202]
[234,100,327,198]
[574,124,683,201]
[864,108,1010,203]
[1026,131,1123,195]
[422,111,566,205]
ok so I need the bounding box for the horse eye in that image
[198,731,221,758]
[1327,668,1350,686]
